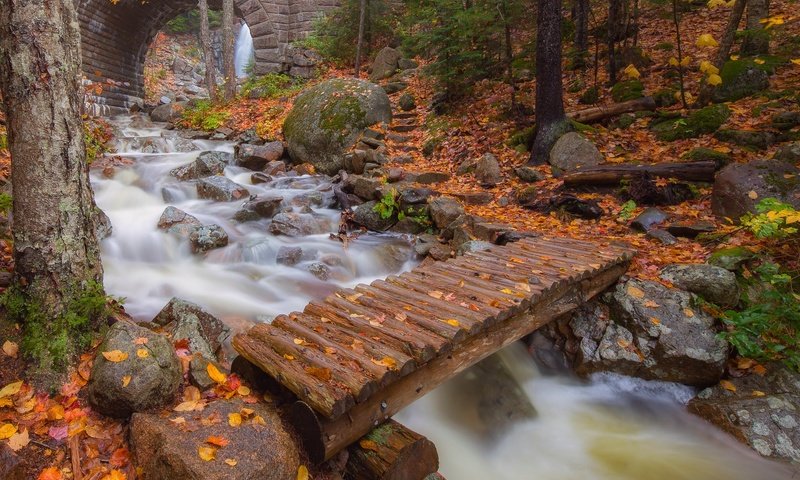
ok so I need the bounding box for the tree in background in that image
[741,0,770,55]
[354,0,368,76]
[199,0,217,100]
[529,0,571,163]
[222,0,236,100]
[0,0,107,382]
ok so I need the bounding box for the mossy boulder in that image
[714,129,777,150]
[711,59,770,103]
[611,80,645,102]
[682,147,731,168]
[650,104,730,141]
[283,78,392,175]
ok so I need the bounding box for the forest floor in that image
[0,0,799,478]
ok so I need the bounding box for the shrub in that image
[241,73,304,99]
[181,100,230,131]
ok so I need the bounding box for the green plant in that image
[0,193,11,214]
[618,200,637,220]
[181,100,230,131]
[83,118,113,163]
[166,9,222,34]
[398,205,433,229]
[373,189,400,220]
[0,133,7,150]
[240,73,304,99]
[740,198,800,239]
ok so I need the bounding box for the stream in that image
[93,115,792,479]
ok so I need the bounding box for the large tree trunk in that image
[741,0,769,55]
[529,0,571,164]
[0,0,105,376]
[222,0,236,101]
[199,0,217,101]
[696,0,747,106]
[354,0,367,76]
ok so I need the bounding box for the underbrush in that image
[240,73,305,99]
[180,100,230,131]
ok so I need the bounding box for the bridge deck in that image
[233,236,634,461]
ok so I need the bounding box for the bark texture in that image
[741,0,769,55]
[354,0,367,76]
[574,0,589,54]
[530,0,571,164]
[199,0,217,101]
[222,0,236,101]
[0,0,105,363]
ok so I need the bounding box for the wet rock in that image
[708,246,755,271]
[352,201,395,231]
[711,159,800,222]
[251,172,273,184]
[234,142,284,171]
[153,297,230,356]
[429,197,464,230]
[269,212,330,236]
[398,93,416,111]
[428,242,453,261]
[95,208,113,240]
[374,243,413,271]
[514,166,544,183]
[349,175,383,201]
[292,163,316,176]
[308,262,330,281]
[263,160,287,176]
[130,399,301,480]
[157,206,201,238]
[666,220,715,238]
[660,264,739,307]
[150,101,186,123]
[415,171,451,184]
[548,132,603,177]
[189,224,229,253]
[774,142,800,163]
[276,246,303,266]
[189,354,225,391]
[370,47,402,82]
[474,153,502,187]
[87,320,182,418]
[647,228,677,245]
[631,207,668,231]
[689,365,800,464]
[578,279,729,386]
[170,151,231,181]
[196,176,250,202]
[233,195,283,222]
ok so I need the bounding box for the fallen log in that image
[562,161,717,187]
[568,96,656,124]
[345,419,439,480]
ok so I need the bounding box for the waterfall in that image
[234,24,255,78]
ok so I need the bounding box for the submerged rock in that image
[269,212,330,236]
[189,224,229,253]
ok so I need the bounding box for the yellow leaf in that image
[754,58,765,65]
[122,375,132,387]
[136,349,149,358]
[720,380,737,392]
[0,423,18,439]
[2,340,18,358]
[792,59,800,66]
[198,446,217,461]
[748,190,759,200]
[707,73,723,86]
[228,412,242,427]
[627,285,645,299]
[293,338,304,345]
[668,57,679,67]
[0,381,23,398]
[760,15,784,28]
[371,356,398,370]
[7,428,29,451]
[683,308,695,317]
[102,350,129,362]
[252,415,267,426]
[649,317,662,325]
[428,290,444,299]
[681,56,692,67]
[237,386,251,396]
[47,404,65,421]
[500,288,515,295]
[174,400,199,412]
[207,363,227,384]
[100,471,126,480]
[445,319,461,327]
[297,465,309,480]
[699,60,719,75]
[623,64,641,79]
[0,398,12,408]
[707,0,726,7]
[696,34,718,48]
[224,458,238,466]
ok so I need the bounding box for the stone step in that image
[393,112,417,120]
[391,124,419,133]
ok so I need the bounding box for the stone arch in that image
[77,0,294,114]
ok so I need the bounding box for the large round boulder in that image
[711,159,800,222]
[283,78,392,175]
[548,132,603,177]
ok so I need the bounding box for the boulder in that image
[548,132,603,176]
[170,151,231,181]
[514,166,544,183]
[370,47,402,82]
[398,93,416,111]
[269,212,330,236]
[130,399,301,480]
[263,160,287,176]
[575,280,729,386]
[352,201,395,231]
[196,176,250,202]
[712,60,770,103]
[774,142,800,163]
[383,82,408,94]
[87,320,182,418]
[233,195,283,222]
[714,129,776,150]
[0,444,24,480]
[415,171,451,184]
[708,246,755,271]
[283,78,392,175]
[150,101,186,123]
[689,365,800,465]
[276,246,303,266]
[428,197,464,230]
[95,208,113,240]
[189,224,228,253]
[711,159,800,222]
[153,297,230,356]
[631,207,667,232]
[474,153,502,187]
[308,262,330,280]
[398,58,419,70]
[157,206,201,238]
[234,142,284,171]
[660,264,739,307]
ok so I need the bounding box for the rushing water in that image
[234,24,255,78]
[93,115,792,479]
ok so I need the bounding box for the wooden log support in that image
[345,419,439,480]
[562,161,717,187]
[289,261,631,462]
[568,96,657,124]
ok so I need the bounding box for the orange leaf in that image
[228,412,242,427]
[122,376,132,388]
[297,465,309,480]
[206,436,230,447]
[720,380,737,392]
[136,349,149,358]
[101,350,129,362]
[207,363,227,384]
[37,467,63,480]
[224,458,238,466]
[109,447,130,467]
[198,446,217,461]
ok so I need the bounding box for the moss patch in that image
[611,80,645,102]
[682,147,731,167]
[650,104,730,141]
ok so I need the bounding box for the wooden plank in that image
[345,419,439,480]
[289,261,631,462]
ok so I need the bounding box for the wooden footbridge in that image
[233,236,634,465]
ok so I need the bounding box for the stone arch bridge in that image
[77,0,333,114]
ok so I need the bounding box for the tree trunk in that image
[354,0,367,76]
[529,0,571,164]
[574,0,589,54]
[499,0,517,109]
[741,0,769,55]
[222,0,236,101]
[0,0,105,375]
[672,0,688,108]
[199,0,217,101]
[607,0,622,84]
[696,0,747,106]
[561,161,718,186]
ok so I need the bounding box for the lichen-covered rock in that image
[689,365,800,465]
[189,224,229,253]
[283,78,392,175]
[370,47,402,82]
[712,60,770,103]
[352,201,395,232]
[153,297,230,356]
[130,399,300,480]
[660,264,739,307]
[610,79,644,102]
[233,195,283,222]
[548,132,603,176]
[774,142,800,163]
[514,166,544,183]
[428,197,464,230]
[682,147,731,168]
[708,246,755,271]
[398,93,416,111]
[711,159,800,222]
[196,176,250,202]
[87,321,181,418]
[171,151,231,181]
[474,153,502,187]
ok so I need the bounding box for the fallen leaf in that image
[100,470,126,480]
[198,445,217,461]
[720,380,737,392]
[206,436,230,447]
[752,390,766,397]
[133,337,149,345]
[207,363,227,384]
[643,300,660,308]
[297,465,309,480]
[305,366,332,381]
[0,380,23,398]
[627,286,645,299]
[102,350,129,362]
[136,349,149,358]
[252,415,267,426]
[7,428,29,451]
[224,458,238,466]
[47,404,65,420]
[109,447,130,467]
[428,290,444,299]
[228,412,242,427]
[122,375,132,387]
[359,439,379,451]
[747,190,758,200]
[0,423,18,439]
[37,467,63,480]
[237,386,251,396]
[2,340,18,358]
[174,400,199,412]
[184,386,201,402]
[445,319,460,327]
[683,308,695,317]
[371,356,398,370]
[48,425,68,441]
